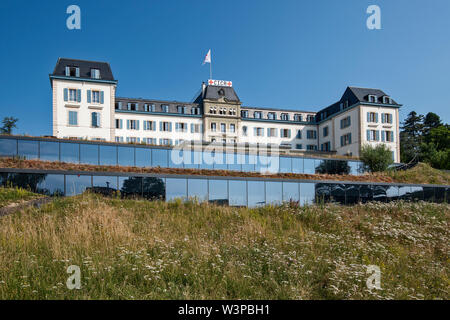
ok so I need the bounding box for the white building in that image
[50,58,401,162]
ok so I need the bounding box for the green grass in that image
[0,193,448,300]
[0,187,42,208]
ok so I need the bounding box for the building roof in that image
[194,84,240,103]
[347,86,399,105]
[51,58,116,81]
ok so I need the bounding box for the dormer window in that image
[294,114,302,122]
[177,106,186,114]
[218,89,225,96]
[161,104,169,113]
[267,112,276,120]
[91,68,100,79]
[65,66,80,77]
[382,96,392,104]
[241,110,248,118]
[254,111,262,119]
[368,95,377,103]
[281,113,289,121]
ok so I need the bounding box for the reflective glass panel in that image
[292,157,303,174]
[169,148,184,168]
[166,178,187,201]
[142,177,165,200]
[386,186,399,202]
[266,181,282,205]
[213,153,227,171]
[18,140,38,160]
[247,181,265,207]
[283,182,299,203]
[423,187,434,202]
[65,174,92,196]
[315,183,331,203]
[435,187,445,203]
[345,184,360,205]
[37,174,64,196]
[118,146,135,167]
[372,185,388,202]
[229,180,247,207]
[330,184,346,204]
[359,185,373,203]
[279,157,292,173]
[99,145,117,166]
[187,179,208,202]
[226,153,241,171]
[40,141,59,161]
[80,144,99,165]
[92,175,118,196]
[208,179,228,205]
[0,138,17,156]
[4,173,47,192]
[60,142,79,163]
[136,148,152,167]
[152,148,168,168]
[398,186,412,200]
[300,183,315,206]
[410,186,424,201]
[119,176,142,198]
[304,158,315,174]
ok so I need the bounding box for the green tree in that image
[423,112,442,142]
[0,117,18,134]
[400,111,424,163]
[360,144,394,173]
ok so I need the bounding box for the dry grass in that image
[0,193,448,299]
[1,158,448,185]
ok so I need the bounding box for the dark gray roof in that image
[194,85,240,103]
[347,86,399,105]
[115,97,200,114]
[51,58,116,81]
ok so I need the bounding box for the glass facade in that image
[0,170,447,207]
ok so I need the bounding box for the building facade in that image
[50,58,401,162]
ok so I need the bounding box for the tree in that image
[360,144,394,173]
[423,112,442,142]
[0,117,18,134]
[400,111,424,163]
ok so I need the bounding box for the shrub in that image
[360,144,394,173]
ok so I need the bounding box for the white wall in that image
[53,79,115,141]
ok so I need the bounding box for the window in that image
[126,137,140,143]
[191,124,203,133]
[294,114,302,122]
[382,130,395,142]
[280,128,291,138]
[381,113,393,124]
[92,91,100,103]
[307,145,317,151]
[177,106,186,114]
[210,107,217,114]
[115,137,124,143]
[295,144,303,150]
[241,110,249,118]
[367,112,378,123]
[91,69,100,79]
[211,123,217,132]
[65,66,80,77]
[242,126,248,136]
[219,108,227,115]
[143,121,156,131]
[229,108,236,116]
[267,112,276,120]
[296,130,302,139]
[144,104,155,112]
[321,142,331,151]
[127,103,137,111]
[142,138,157,145]
[220,123,226,133]
[306,130,317,139]
[307,115,315,123]
[176,122,188,132]
[68,89,77,102]
[344,100,349,108]
[368,95,377,103]
[191,107,201,115]
[254,111,262,119]
[340,116,351,129]
[127,120,139,130]
[281,113,289,121]
[340,133,352,146]
[366,130,380,141]
[161,122,172,132]
[91,112,100,128]
[68,111,78,126]
[230,124,236,133]
[323,126,329,137]
[115,119,123,129]
[115,102,122,110]
[267,128,277,137]
[159,139,172,146]
[382,96,392,104]
[254,127,264,136]
[161,104,169,113]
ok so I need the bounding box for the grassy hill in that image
[0,191,448,300]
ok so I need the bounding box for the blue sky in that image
[0,0,449,136]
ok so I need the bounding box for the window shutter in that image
[75,67,80,77]
[91,113,95,126]
[376,130,380,141]
[120,119,123,129]
[76,89,81,102]
[153,121,156,131]
[391,132,394,142]
[200,124,203,133]
[143,121,147,130]
[100,91,104,104]
[375,113,378,123]
[136,120,139,130]
[191,124,194,133]
[381,131,385,142]
[159,122,162,131]
[340,119,343,129]
[87,90,91,103]
[367,130,370,141]
[340,136,343,147]
[64,88,68,101]
[168,123,172,132]
[65,67,70,76]
[349,133,352,144]
[287,129,291,138]
[127,120,130,130]
[367,113,370,122]
[381,113,385,123]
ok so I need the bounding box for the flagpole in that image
[210,61,212,80]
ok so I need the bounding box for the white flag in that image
[202,49,211,65]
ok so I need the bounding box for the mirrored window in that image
[142,177,165,200]
[166,178,187,201]
[410,186,424,201]
[92,175,118,196]
[152,148,168,168]
[60,142,79,163]
[372,185,388,202]
[65,174,92,196]
[248,181,265,207]
[40,141,59,161]
[136,148,151,167]
[241,154,255,172]
[118,147,135,167]
[213,153,227,171]
[279,157,292,173]
[80,144,99,165]
[304,158,315,174]
[119,176,142,198]
[386,186,399,202]
[266,181,282,205]
[18,140,38,160]
[37,174,64,196]
[99,145,117,166]
[330,184,346,204]
[0,138,17,156]
[398,186,412,201]
[359,184,373,203]
[345,184,360,205]
[3,173,47,192]
[226,153,241,171]
[183,151,199,169]
[283,182,299,204]
[187,179,208,202]
[169,148,184,168]
[349,161,359,175]
[315,183,331,203]
[423,187,435,202]
[208,179,228,205]
[229,180,247,207]
[292,157,303,174]
[300,183,315,206]
[435,187,446,203]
